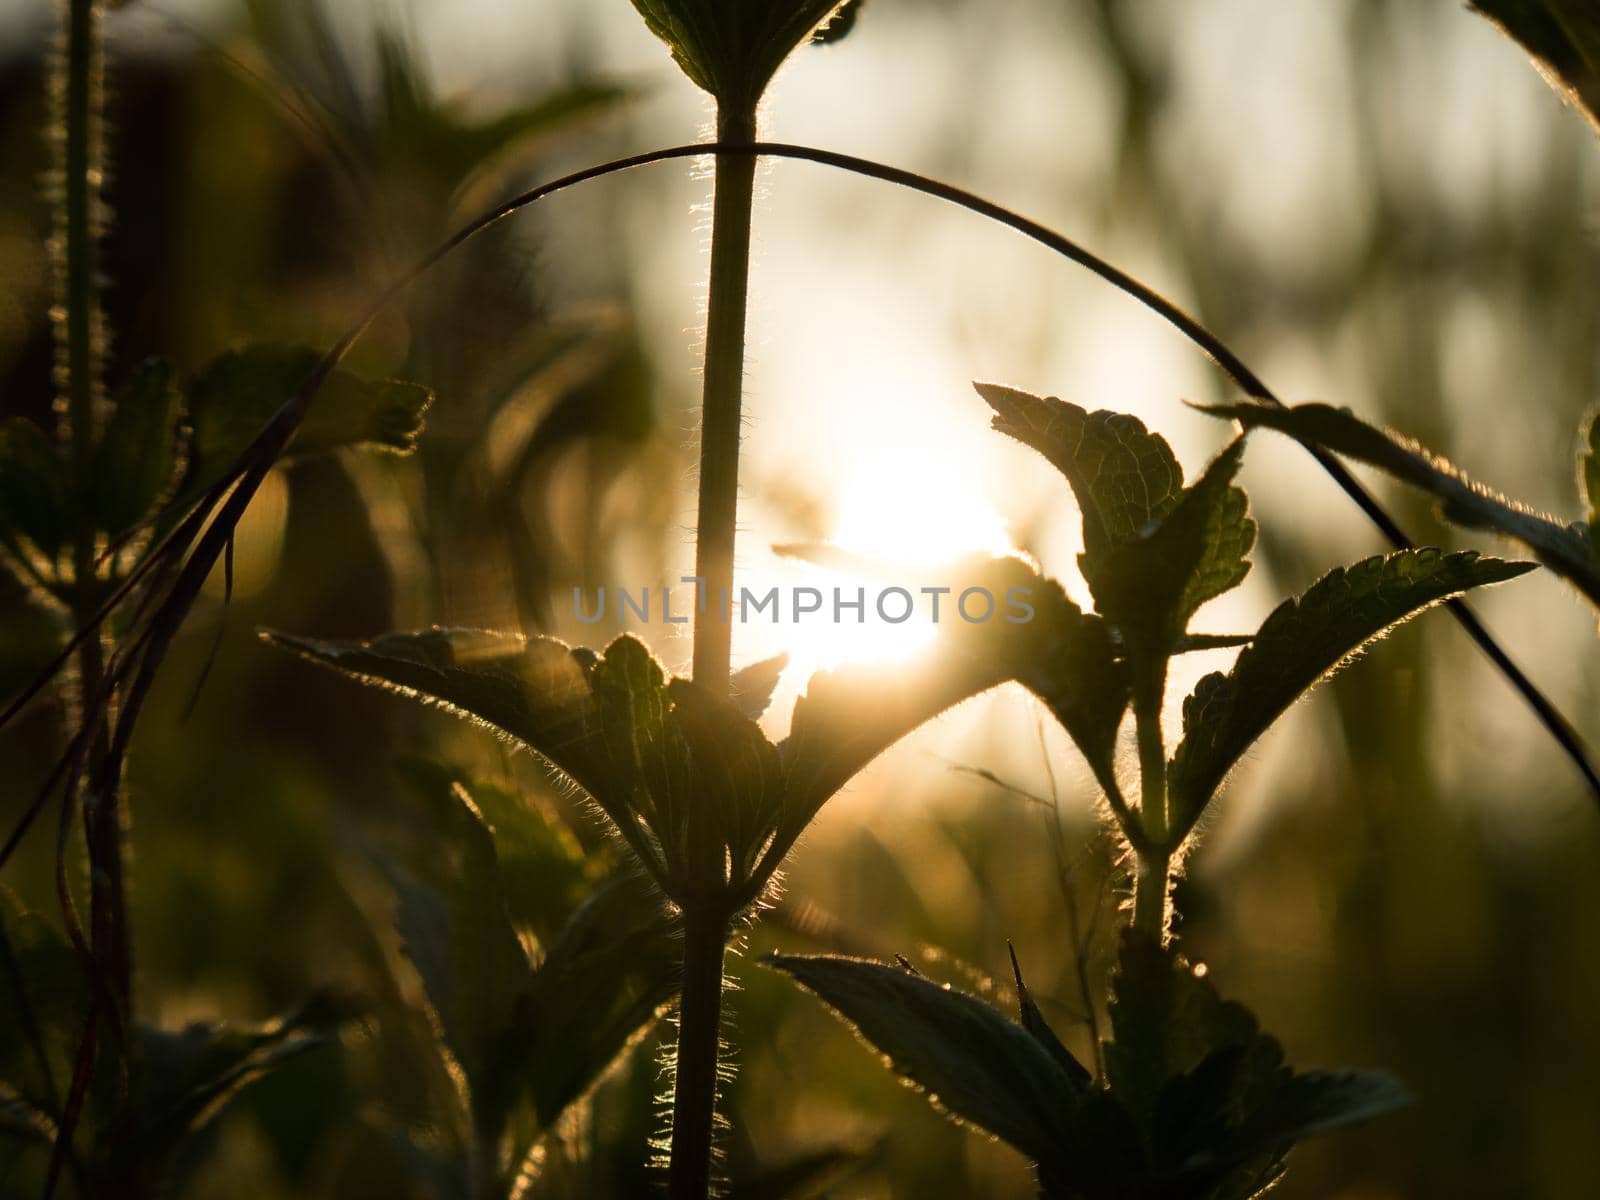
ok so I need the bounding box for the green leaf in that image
[1013,574,1132,792]
[394,762,675,1155]
[455,82,635,172]
[628,0,855,111]
[1200,400,1600,609]
[91,359,182,538]
[1167,549,1535,830]
[1473,0,1600,134]
[130,998,348,1169]
[1229,1068,1411,1152]
[184,345,431,503]
[773,549,1129,802]
[1007,944,1091,1090]
[1106,932,1286,1131]
[670,678,785,881]
[1089,438,1256,654]
[811,0,864,45]
[266,629,793,896]
[724,1144,876,1200]
[1102,932,1351,1199]
[395,759,591,945]
[779,556,1052,826]
[765,954,1079,1165]
[730,651,789,721]
[979,383,1183,571]
[392,761,534,1138]
[584,634,697,872]
[262,628,618,818]
[0,889,87,1108]
[0,418,68,562]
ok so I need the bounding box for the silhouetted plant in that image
[1,1,1593,1196]
[767,385,1528,1196]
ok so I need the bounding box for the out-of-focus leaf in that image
[1201,400,1600,609]
[0,889,85,1107]
[392,761,534,1139]
[1172,633,1254,654]
[184,345,431,501]
[765,954,1079,1165]
[1167,549,1534,832]
[393,760,675,1171]
[1473,0,1600,133]
[1584,413,1600,545]
[395,759,591,946]
[457,82,634,173]
[91,359,182,538]
[0,418,68,562]
[130,998,347,1169]
[724,1143,876,1200]
[522,874,676,1127]
[628,0,848,111]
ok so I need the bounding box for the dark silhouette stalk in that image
[667,909,732,1200]
[673,99,759,1200]
[691,111,758,695]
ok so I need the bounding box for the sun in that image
[739,437,1018,710]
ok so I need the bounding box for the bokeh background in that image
[3,0,1600,1195]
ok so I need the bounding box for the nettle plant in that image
[3,0,1596,1197]
[768,386,1528,1199]
[262,8,1534,1200]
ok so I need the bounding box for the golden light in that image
[741,433,1018,712]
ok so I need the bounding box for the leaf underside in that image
[628,0,846,110]
[1167,548,1534,829]
[769,940,1409,1200]
[1473,0,1600,134]
[1202,401,1598,609]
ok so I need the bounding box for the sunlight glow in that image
[759,447,1018,687]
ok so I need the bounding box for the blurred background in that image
[3,0,1599,1195]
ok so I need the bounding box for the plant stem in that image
[58,0,130,1019]
[1131,661,1170,939]
[690,107,758,697]
[61,0,101,473]
[1132,849,1170,939]
[667,908,731,1200]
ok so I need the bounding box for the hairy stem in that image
[668,908,732,1200]
[1132,850,1171,940]
[59,0,103,467]
[1131,661,1170,939]
[55,0,131,1023]
[691,109,758,696]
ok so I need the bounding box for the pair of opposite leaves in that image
[267,383,1530,906]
